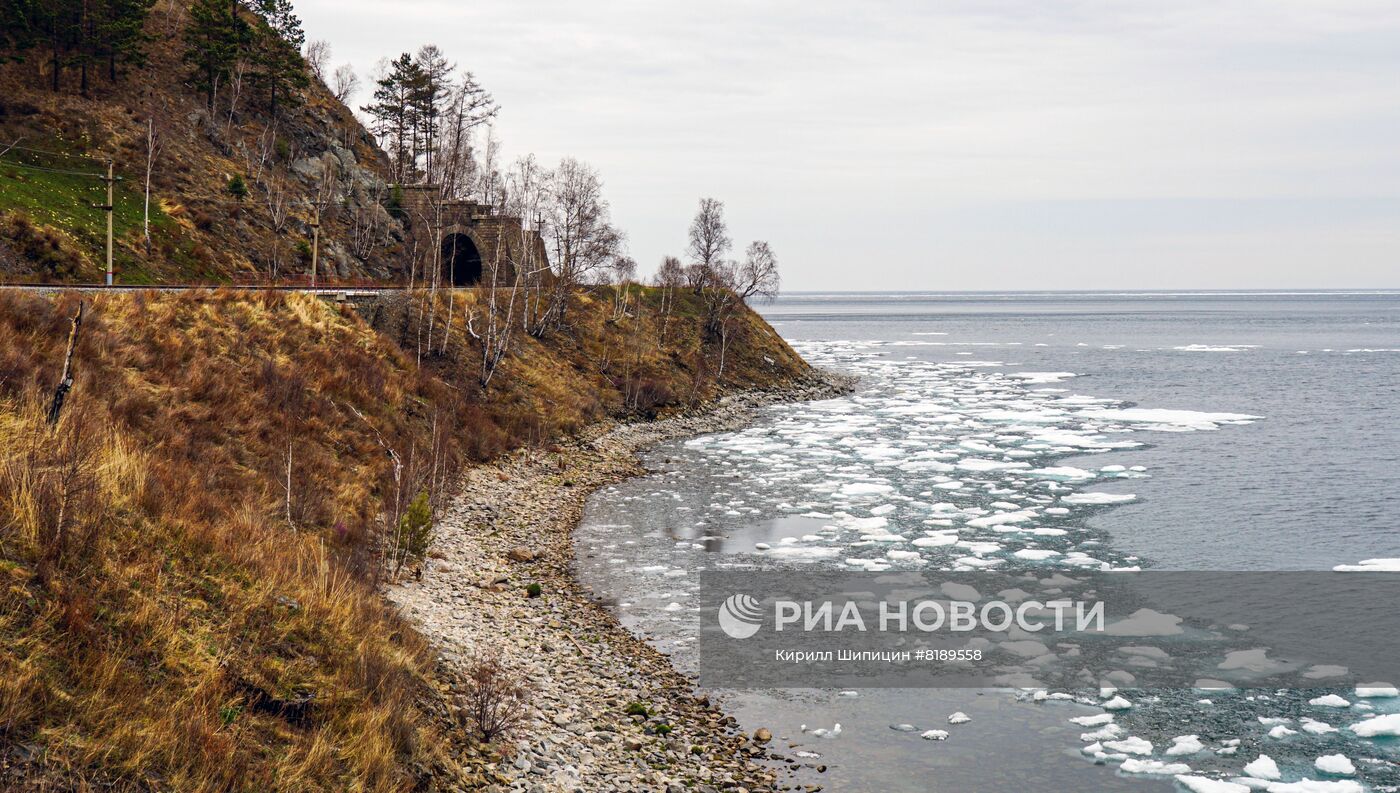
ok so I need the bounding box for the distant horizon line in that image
[773,288,1400,296]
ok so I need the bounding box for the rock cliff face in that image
[0,3,407,284]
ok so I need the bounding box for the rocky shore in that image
[389,370,854,792]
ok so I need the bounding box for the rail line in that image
[0,283,413,295]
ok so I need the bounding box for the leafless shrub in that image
[330,63,360,104]
[305,40,331,83]
[458,651,531,743]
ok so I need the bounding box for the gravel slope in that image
[390,371,853,792]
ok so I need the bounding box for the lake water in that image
[575,292,1400,792]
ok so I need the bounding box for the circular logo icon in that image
[718,593,763,639]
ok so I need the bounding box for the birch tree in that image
[434,72,498,198]
[330,62,359,103]
[143,117,161,253]
[735,240,780,302]
[538,157,622,335]
[653,255,685,344]
[686,197,730,294]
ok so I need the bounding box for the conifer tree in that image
[95,0,155,81]
[362,53,423,181]
[0,0,39,63]
[183,0,245,108]
[39,0,81,90]
[410,45,453,178]
[0,0,152,85]
[252,0,307,117]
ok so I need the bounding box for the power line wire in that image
[0,156,113,179]
[0,143,112,163]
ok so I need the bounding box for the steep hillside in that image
[0,3,405,284]
[0,287,813,791]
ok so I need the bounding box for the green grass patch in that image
[0,150,192,283]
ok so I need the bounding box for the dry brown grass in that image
[0,286,807,790]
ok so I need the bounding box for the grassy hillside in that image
[0,287,810,791]
[0,3,403,284]
[0,148,200,284]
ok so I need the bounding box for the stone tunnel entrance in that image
[396,185,544,287]
[441,233,483,286]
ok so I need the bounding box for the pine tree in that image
[410,45,453,178]
[183,0,246,108]
[94,0,155,81]
[39,0,81,91]
[252,0,307,117]
[227,173,248,199]
[361,53,422,181]
[1,0,152,85]
[0,0,39,63]
[68,0,96,95]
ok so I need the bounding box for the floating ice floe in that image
[801,722,841,738]
[1219,648,1292,675]
[967,510,1037,528]
[1076,407,1263,431]
[841,482,895,497]
[1314,754,1355,776]
[1103,609,1184,637]
[1007,372,1078,384]
[1171,344,1259,353]
[1028,466,1097,480]
[1120,758,1190,775]
[1070,713,1115,727]
[920,729,950,740]
[947,712,971,724]
[957,458,1033,472]
[1300,718,1337,735]
[1061,492,1137,505]
[941,582,981,600]
[1348,713,1400,737]
[1102,736,1152,755]
[1101,695,1133,711]
[1333,558,1400,571]
[1307,694,1349,708]
[768,545,841,561]
[601,340,1271,669]
[1165,735,1206,756]
[1243,754,1282,780]
[1354,683,1398,698]
[1081,724,1123,741]
[1174,776,1250,793]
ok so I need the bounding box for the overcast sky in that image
[297,0,1400,291]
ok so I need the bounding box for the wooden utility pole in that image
[91,161,116,286]
[104,161,114,286]
[310,202,321,288]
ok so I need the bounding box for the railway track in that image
[0,283,412,295]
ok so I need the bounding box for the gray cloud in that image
[298,0,1400,289]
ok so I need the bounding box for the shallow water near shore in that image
[575,291,1400,792]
